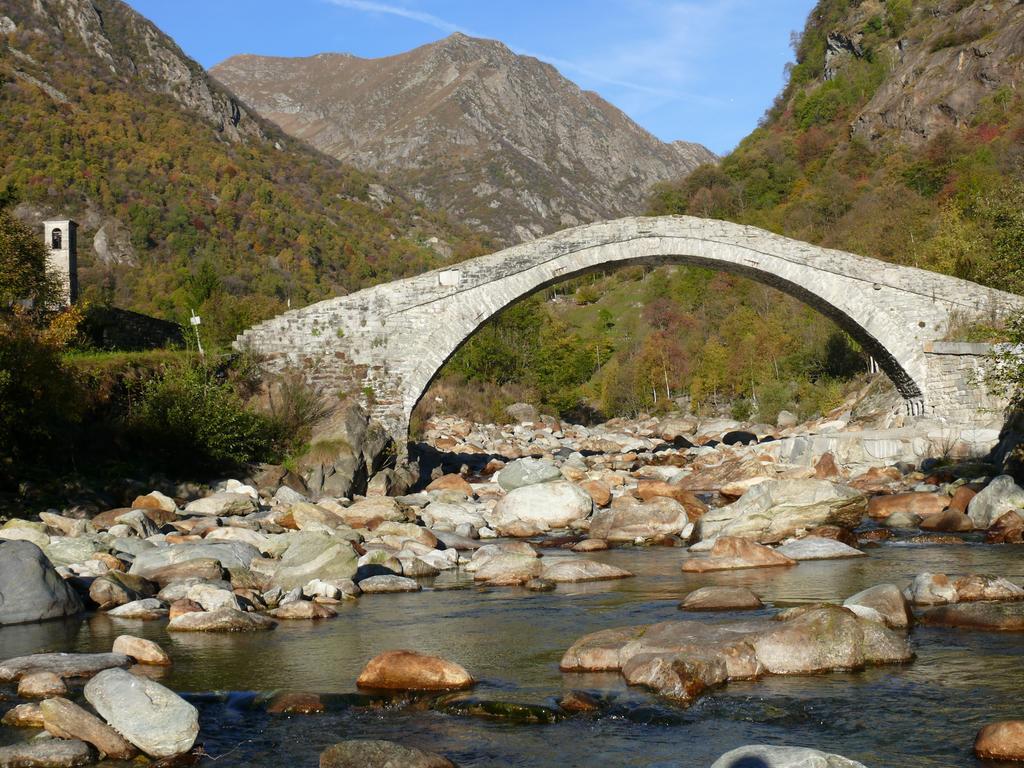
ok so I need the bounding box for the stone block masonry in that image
[235,216,1024,442]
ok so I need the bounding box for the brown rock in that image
[112,635,171,666]
[426,474,474,496]
[558,690,602,713]
[18,671,67,698]
[681,537,796,573]
[859,529,895,543]
[319,740,454,768]
[635,481,708,520]
[88,553,126,572]
[572,538,609,552]
[954,574,1024,603]
[90,507,134,531]
[579,480,612,508]
[919,602,1024,631]
[41,696,136,760]
[168,599,204,621]
[267,692,325,714]
[976,721,1024,760]
[987,510,1024,544]
[813,452,843,480]
[2,702,44,727]
[949,485,978,515]
[919,508,974,532]
[868,492,948,519]
[679,586,763,611]
[149,559,226,587]
[269,601,338,620]
[848,466,902,492]
[356,650,474,691]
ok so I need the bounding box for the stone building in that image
[43,218,78,306]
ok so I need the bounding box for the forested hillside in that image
[0,0,487,345]
[652,0,1024,295]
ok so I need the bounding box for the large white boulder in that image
[84,668,199,757]
[487,481,593,532]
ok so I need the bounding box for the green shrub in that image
[133,361,278,469]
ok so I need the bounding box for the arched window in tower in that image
[51,228,62,249]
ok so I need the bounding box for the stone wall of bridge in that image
[235,216,1024,441]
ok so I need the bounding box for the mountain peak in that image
[213,39,714,244]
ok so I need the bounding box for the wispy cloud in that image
[324,0,463,35]
[320,0,694,102]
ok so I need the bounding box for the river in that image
[2,542,1023,767]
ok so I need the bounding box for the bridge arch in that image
[236,216,1024,439]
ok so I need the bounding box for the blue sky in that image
[126,0,816,155]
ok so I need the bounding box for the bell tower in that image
[43,219,78,306]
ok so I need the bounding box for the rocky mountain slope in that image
[213,34,716,244]
[651,0,1024,295]
[0,0,485,343]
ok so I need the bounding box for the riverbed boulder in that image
[472,554,543,585]
[112,635,171,666]
[183,491,258,517]
[903,572,959,605]
[682,536,796,572]
[539,559,633,583]
[269,600,338,619]
[919,602,1024,631]
[168,607,276,632]
[84,668,199,757]
[0,653,130,682]
[129,542,259,578]
[18,670,67,698]
[488,481,593,532]
[560,605,911,704]
[2,702,44,727]
[698,480,867,543]
[420,501,487,531]
[271,532,359,591]
[145,558,226,586]
[679,586,763,611]
[356,650,474,691]
[319,740,455,768]
[843,584,913,629]
[358,575,421,593]
[919,508,974,532]
[968,475,1024,529]
[986,510,1024,543]
[0,740,94,767]
[752,604,910,673]
[0,540,84,625]
[496,457,563,491]
[107,598,168,620]
[89,572,156,609]
[774,536,864,561]
[975,721,1024,760]
[868,492,948,519]
[953,574,1024,603]
[41,696,136,760]
[635,481,707,517]
[335,497,407,528]
[589,496,691,542]
[710,745,867,768]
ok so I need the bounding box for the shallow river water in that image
[3,542,1024,767]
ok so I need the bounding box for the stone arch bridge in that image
[236,216,1024,441]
